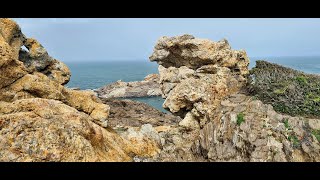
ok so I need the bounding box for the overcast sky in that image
[13,18,320,62]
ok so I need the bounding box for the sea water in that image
[66,57,320,112]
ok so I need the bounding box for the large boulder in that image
[150,34,249,75]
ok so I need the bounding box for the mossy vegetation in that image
[249,61,320,118]
[311,130,320,142]
[283,118,290,129]
[237,112,245,126]
[288,135,300,148]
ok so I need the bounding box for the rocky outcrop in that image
[100,97,205,162]
[150,34,250,127]
[150,34,249,73]
[102,98,181,128]
[0,98,158,161]
[196,93,320,162]
[0,18,160,161]
[96,74,161,98]
[0,18,108,126]
[19,38,71,85]
[2,18,319,162]
[149,34,320,162]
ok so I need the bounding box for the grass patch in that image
[295,75,308,85]
[288,135,300,148]
[237,112,245,126]
[311,130,320,142]
[283,118,290,129]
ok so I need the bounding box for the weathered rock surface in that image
[2,19,319,162]
[0,18,160,162]
[151,34,249,127]
[0,98,159,161]
[149,34,320,162]
[150,34,249,74]
[195,93,320,162]
[96,74,161,98]
[0,18,108,126]
[102,98,181,128]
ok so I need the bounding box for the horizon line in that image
[62,55,320,62]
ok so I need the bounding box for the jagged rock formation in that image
[0,19,109,126]
[96,74,161,98]
[149,34,320,162]
[0,18,160,161]
[197,93,320,162]
[2,19,319,162]
[150,34,250,128]
[150,34,249,72]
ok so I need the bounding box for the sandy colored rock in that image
[96,74,161,98]
[194,93,320,162]
[150,34,249,75]
[309,119,320,130]
[0,71,109,126]
[19,38,71,85]
[148,34,320,162]
[179,112,200,130]
[0,18,26,59]
[150,35,249,129]
[0,42,27,89]
[0,19,107,124]
[0,18,161,162]
[0,98,160,162]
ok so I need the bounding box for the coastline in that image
[0,19,319,162]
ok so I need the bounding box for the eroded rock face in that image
[0,18,108,126]
[150,34,250,128]
[195,93,320,162]
[96,74,161,98]
[149,34,320,162]
[0,18,160,162]
[150,34,249,74]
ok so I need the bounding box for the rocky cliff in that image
[149,34,320,161]
[1,19,319,162]
[0,18,160,161]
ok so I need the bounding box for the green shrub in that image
[249,60,320,118]
[312,130,320,142]
[283,118,290,129]
[288,135,300,148]
[237,112,245,126]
